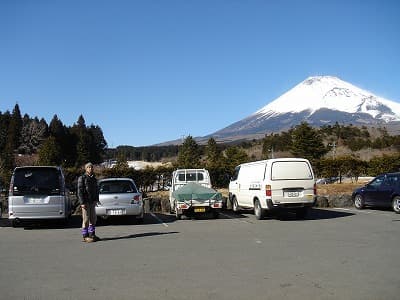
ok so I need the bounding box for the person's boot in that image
[88,225,99,242]
[82,234,89,242]
[85,236,94,243]
[82,228,92,242]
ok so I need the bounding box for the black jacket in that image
[77,173,99,205]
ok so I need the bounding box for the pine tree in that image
[290,122,327,161]
[176,136,201,168]
[205,137,222,168]
[224,146,248,173]
[7,104,23,151]
[38,136,62,165]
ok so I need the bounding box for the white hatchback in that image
[96,178,144,222]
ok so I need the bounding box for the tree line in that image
[1,104,400,190]
[0,104,107,185]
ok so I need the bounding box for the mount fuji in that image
[210,76,400,140]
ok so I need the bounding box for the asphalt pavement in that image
[0,208,399,300]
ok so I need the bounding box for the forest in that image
[1,104,400,190]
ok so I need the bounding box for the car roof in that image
[98,178,134,182]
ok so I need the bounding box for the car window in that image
[385,175,400,187]
[231,166,240,181]
[99,181,137,194]
[177,172,204,182]
[369,176,384,188]
[12,167,62,196]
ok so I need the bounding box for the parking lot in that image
[0,208,399,300]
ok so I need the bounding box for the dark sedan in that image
[352,172,400,213]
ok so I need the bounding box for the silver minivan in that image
[8,166,72,227]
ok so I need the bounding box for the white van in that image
[229,158,316,219]
[8,166,72,227]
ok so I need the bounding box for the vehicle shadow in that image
[0,213,179,229]
[275,208,355,221]
[99,231,179,242]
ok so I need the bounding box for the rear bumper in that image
[8,211,68,220]
[176,201,223,215]
[95,204,143,217]
[266,198,316,210]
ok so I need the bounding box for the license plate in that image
[107,209,126,215]
[194,207,206,213]
[26,198,44,204]
[285,192,299,197]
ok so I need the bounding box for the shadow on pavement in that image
[99,231,179,242]
[277,208,355,221]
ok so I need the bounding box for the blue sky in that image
[1,0,399,147]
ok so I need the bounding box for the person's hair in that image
[85,162,93,169]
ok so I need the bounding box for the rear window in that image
[12,167,62,196]
[177,172,204,182]
[99,180,137,194]
[271,161,313,180]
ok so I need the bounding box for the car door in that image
[375,175,396,207]
[363,175,385,205]
[229,166,240,203]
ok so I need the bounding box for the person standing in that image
[77,162,100,242]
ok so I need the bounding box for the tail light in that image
[131,195,141,204]
[9,183,13,194]
[314,183,317,195]
[265,185,272,197]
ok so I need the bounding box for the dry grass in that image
[316,183,363,196]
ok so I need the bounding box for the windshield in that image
[12,167,62,195]
[99,180,137,194]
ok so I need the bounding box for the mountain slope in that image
[211,76,400,138]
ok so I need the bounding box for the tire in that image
[232,196,240,213]
[354,194,364,209]
[212,210,219,219]
[392,196,400,214]
[254,199,265,220]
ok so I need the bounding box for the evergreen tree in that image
[76,130,91,166]
[0,111,11,153]
[88,125,107,163]
[205,137,222,168]
[290,122,327,161]
[224,146,249,173]
[38,136,62,165]
[176,136,201,168]
[7,104,23,151]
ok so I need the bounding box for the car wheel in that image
[354,194,364,209]
[232,196,240,213]
[392,196,400,214]
[212,210,219,219]
[254,199,265,220]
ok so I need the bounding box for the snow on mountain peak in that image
[255,76,400,122]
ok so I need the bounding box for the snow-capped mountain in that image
[211,76,400,139]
